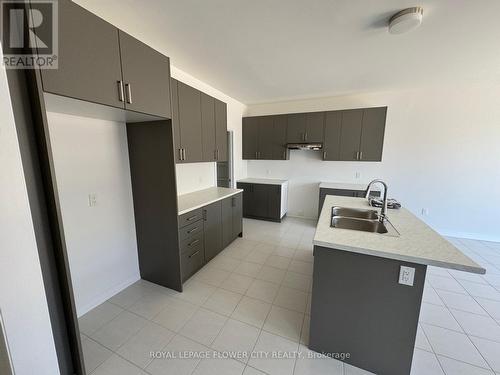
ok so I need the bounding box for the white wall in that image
[172,66,247,195]
[245,86,500,242]
[47,112,140,316]
[0,66,60,373]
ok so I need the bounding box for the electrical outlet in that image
[421,208,429,216]
[399,266,415,286]
[355,172,361,179]
[88,193,97,207]
[266,169,270,175]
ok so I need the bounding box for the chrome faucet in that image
[365,179,388,222]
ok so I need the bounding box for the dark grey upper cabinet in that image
[272,115,288,160]
[323,111,342,161]
[40,0,123,109]
[215,99,228,162]
[178,82,203,162]
[339,109,364,161]
[258,117,274,160]
[201,93,216,161]
[118,31,171,118]
[305,112,325,143]
[286,113,307,143]
[170,79,182,162]
[359,107,387,161]
[243,117,259,159]
[203,201,222,262]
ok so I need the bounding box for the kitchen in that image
[1,1,500,375]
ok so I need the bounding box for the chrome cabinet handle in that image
[183,148,186,160]
[125,83,132,104]
[187,227,199,234]
[188,250,200,258]
[355,151,359,160]
[323,151,327,159]
[359,151,363,160]
[117,81,124,102]
[188,239,200,246]
[178,149,183,160]
[304,132,308,141]
[186,214,198,221]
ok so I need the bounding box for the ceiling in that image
[76,0,500,104]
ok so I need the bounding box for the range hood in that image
[286,143,323,150]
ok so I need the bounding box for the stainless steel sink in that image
[331,207,379,220]
[330,206,400,236]
[331,217,389,234]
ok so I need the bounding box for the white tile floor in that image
[80,217,500,375]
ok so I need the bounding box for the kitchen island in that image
[310,195,485,375]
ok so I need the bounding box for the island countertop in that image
[178,187,242,215]
[314,195,485,274]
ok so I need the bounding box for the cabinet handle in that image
[187,227,199,234]
[117,81,124,102]
[125,83,132,104]
[183,148,187,160]
[355,151,359,160]
[304,132,308,141]
[188,239,200,247]
[188,250,200,258]
[323,151,327,159]
[178,149,183,160]
[186,214,198,221]
[359,151,363,160]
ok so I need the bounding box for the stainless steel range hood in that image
[286,143,323,150]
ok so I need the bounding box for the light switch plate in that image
[399,266,415,286]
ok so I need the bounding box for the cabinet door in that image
[232,193,243,238]
[253,184,269,218]
[170,79,183,162]
[201,93,216,161]
[237,183,254,217]
[40,0,123,108]
[323,111,342,161]
[305,112,325,143]
[339,109,363,161]
[258,117,274,160]
[272,115,288,160]
[221,197,233,248]
[242,117,259,159]
[215,99,228,161]
[359,107,387,162]
[203,201,222,262]
[118,31,171,118]
[178,82,203,162]
[287,113,306,143]
[268,185,281,220]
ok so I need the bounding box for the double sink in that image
[330,207,399,237]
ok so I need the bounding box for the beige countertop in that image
[314,195,485,274]
[178,187,242,215]
[237,178,288,185]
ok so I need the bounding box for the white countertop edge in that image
[178,189,243,215]
[312,240,486,274]
[237,178,288,185]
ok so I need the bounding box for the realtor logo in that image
[1,0,58,68]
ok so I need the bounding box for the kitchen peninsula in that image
[310,195,485,375]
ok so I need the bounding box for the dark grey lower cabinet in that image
[318,187,381,217]
[237,182,283,222]
[203,201,223,262]
[180,193,243,282]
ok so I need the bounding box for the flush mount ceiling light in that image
[388,7,424,34]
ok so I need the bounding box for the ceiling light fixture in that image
[388,7,424,34]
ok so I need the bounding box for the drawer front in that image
[181,239,205,282]
[178,208,203,228]
[180,232,204,254]
[179,220,203,241]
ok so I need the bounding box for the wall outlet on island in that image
[399,266,415,286]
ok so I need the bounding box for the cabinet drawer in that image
[179,220,203,241]
[181,242,204,282]
[180,232,204,254]
[178,208,203,228]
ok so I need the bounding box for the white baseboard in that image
[77,273,140,317]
